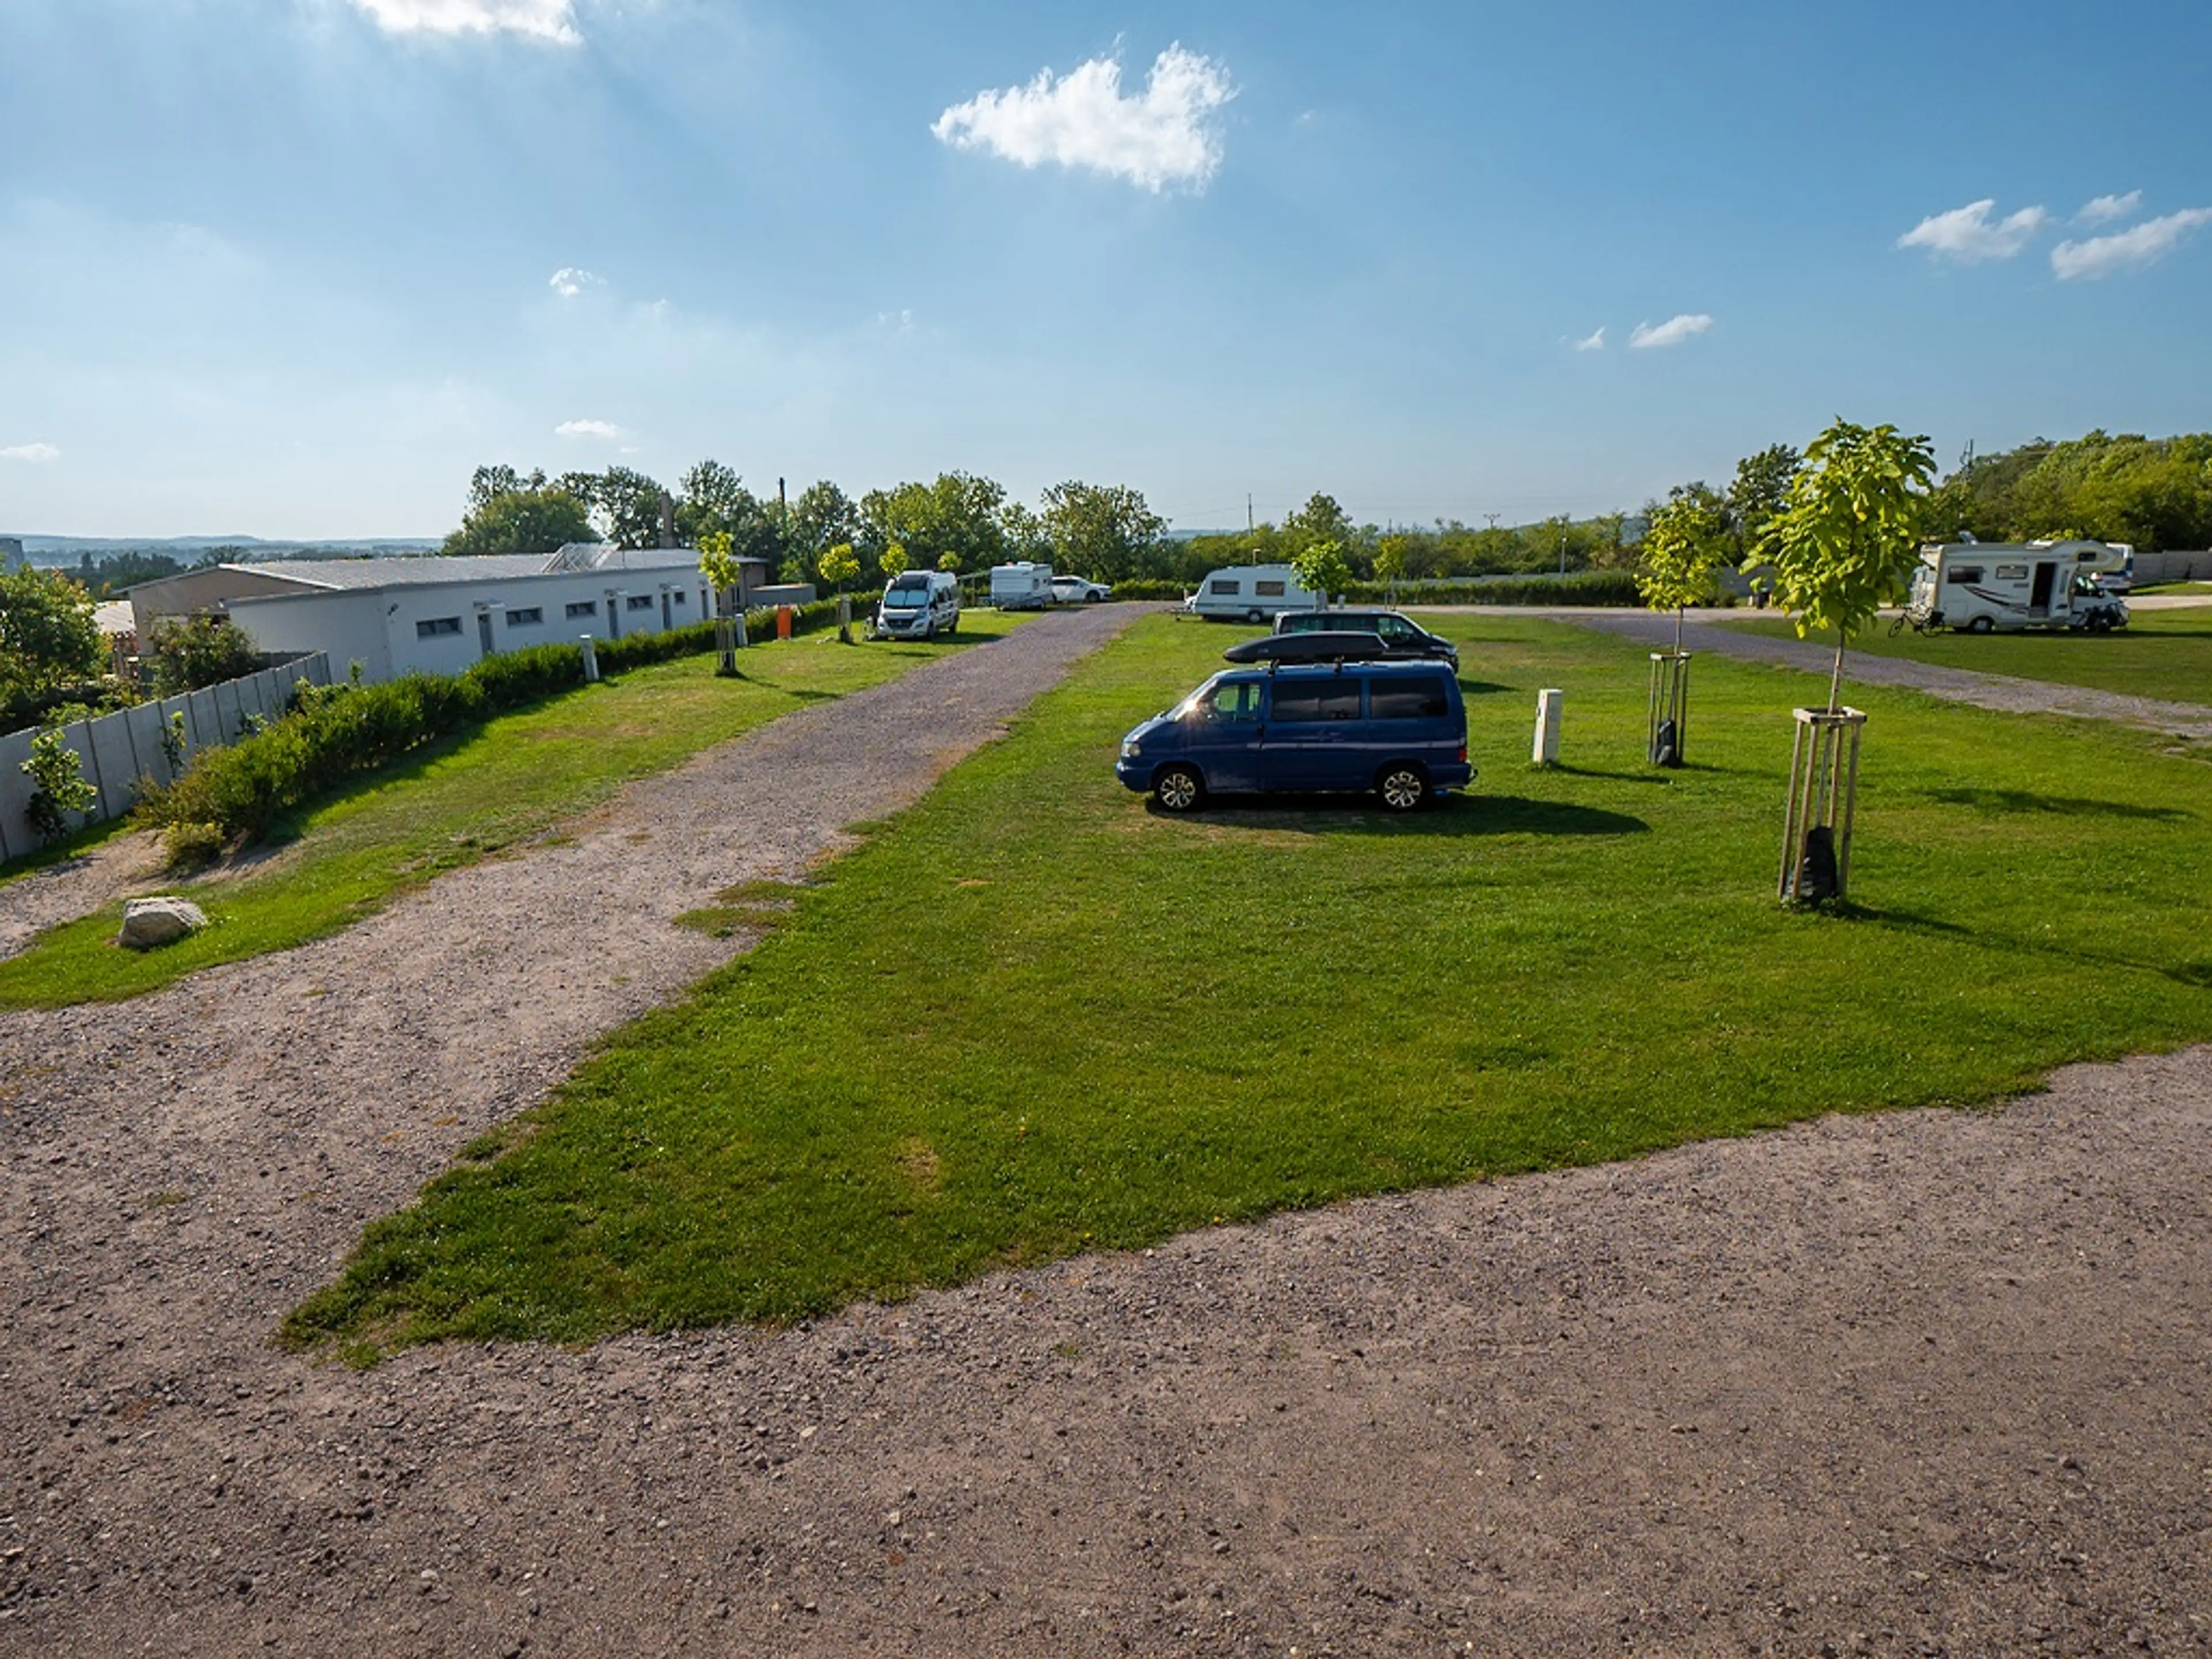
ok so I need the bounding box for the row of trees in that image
[1924,430,2212,551]
[444,464,1176,588]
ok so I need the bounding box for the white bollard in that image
[1532,688,1563,765]
[579,636,600,683]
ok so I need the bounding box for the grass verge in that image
[285,612,2212,1359]
[1713,604,2212,703]
[0,618,1023,1007]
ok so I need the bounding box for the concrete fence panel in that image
[0,654,329,866]
[85,711,141,819]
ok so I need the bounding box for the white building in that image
[127,544,772,684]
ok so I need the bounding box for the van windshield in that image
[885,582,931,607]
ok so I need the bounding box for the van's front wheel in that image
[1153,765,1204,813]
[1377,763,1429,812]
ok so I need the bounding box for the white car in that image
[1050,574,1112,604]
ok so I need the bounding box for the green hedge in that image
[143,594,887,844]
[1347,571,1643,607]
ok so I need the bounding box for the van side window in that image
[1270,681,1362,722]
[1198,683,1260,722]
[1371,677,1450,719]
[1945,566,1983,585]
[1994,564,2028,580]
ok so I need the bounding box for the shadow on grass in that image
[1457,680,1516,696]
[1861,903,2212,988]
[1921,786,2190,821]
[1149,793,1647,838]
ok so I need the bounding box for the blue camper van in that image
[1115,658,1471,812]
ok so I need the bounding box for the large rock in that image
[118,897,207,950]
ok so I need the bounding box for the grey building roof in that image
[130,543,752,601]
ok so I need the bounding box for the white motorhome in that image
[1186,563,1320,623]
[990,562,1055,610]
[874,570,961,639]
[1906,539,2131,634]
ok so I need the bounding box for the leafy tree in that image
[21,727,98,843]
[878,541,909,582]
[567,466,673,550]
[1637,483,1733,653]
[1283,493,1355,559]
[1290,539,1354,609]
[936,551,961,574]
[0,566,104,726]
[1373,535,1410,601]
[859,474,1010,571]
[677,460,782,567]
[1000,502,1050,562]
[787,480,859,582]
[441,481,595,558]
[1759,419,1937,710]
[696,531,743,609]
[818,542,860,593]
[1728,444,1802,563]
[1039,482,1167,584]
[147,614,262,695]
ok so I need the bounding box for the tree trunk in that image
[1829,635,1846,714]
[1674,605,1684,657]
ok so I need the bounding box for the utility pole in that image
[1558,520,1568,578]
[1247,494,1256,563]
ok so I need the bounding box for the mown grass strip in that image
[0,618,1024,1007]
[1715,603,2212,704]
[286,613,2212,1359]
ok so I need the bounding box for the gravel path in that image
[1545,608,2212,737]
[5,603,2210,1656]
[0,828,168,960]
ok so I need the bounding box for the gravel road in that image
[1551,608,2212,737]
[4,601,2209,1657]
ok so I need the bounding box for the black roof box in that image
[1222,630,1391,664]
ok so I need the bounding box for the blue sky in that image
[3,0,2208,539]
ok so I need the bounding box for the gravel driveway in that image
[4,603,2209,1657]
[1551,608,2212,737]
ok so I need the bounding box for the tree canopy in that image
[0,566,105,729]
[1760,419,1936,709]
[1925,430,2212,550]
[1039,481,1166,583]
[1637,482,1734,650]
[442,472,595,558]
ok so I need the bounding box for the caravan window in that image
[1945,566,1983,586]
[1994,564,2028,581]
[1209,578,1241,596]
[1255,580,1287,597]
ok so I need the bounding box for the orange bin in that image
[776,605,794,641]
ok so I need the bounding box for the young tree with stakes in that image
[1638,483,1733,657]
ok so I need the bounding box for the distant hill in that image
[8,535,442,565]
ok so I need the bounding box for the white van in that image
[876,570,961,639]
[1186,563,1319,623]
[990,562,1055,611]
[1905,540,2130,634]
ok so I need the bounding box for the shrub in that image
[22,727,99,843]
[162,819,228,871]
[1339,571,1642,607]
[148,614,262,695]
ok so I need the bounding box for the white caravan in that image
[1185,563,1320,623]
[874,570,961,639]
[1905,539,2130,634]
[990,562,1055,610]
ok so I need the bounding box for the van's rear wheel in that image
[1153,765,1203,813]
[1377,764,1429,812]
[1968,615,1995,634]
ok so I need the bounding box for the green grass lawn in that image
[287,612,2212,1362]
[0,617,1024,1008]
[1714,604,2212,703]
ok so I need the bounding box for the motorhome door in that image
[2031,562,2056,617]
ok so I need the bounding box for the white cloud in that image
[0,442,61,463]
[548,266,605,298]
[1628,314,1711,350]
[350,0,578,44]
[1570,326,1605,353]
[555,418,624,439]
[875,308,914,332]
[2077,190,2142,225]
[931,44,1236,193]
[2051,207,2212,279]
[1895,198,2050,263]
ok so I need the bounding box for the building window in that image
[416,616,463,638]
[565,600,599,619]
[672,590,686,605]
[505,607,544,627]
[626,594,655,612]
